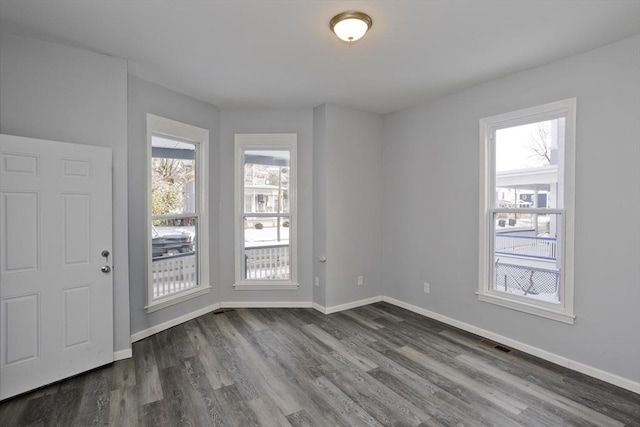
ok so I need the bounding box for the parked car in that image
[152,226,195,259]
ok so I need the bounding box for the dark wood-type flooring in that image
[1,302,639,426]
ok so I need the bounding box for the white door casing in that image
[0,134,114,400]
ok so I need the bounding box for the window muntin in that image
[479,99,575,323]
[147,115,209,311]
[234,134,297,290]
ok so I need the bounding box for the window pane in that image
[151,136,196,215]
[151,218,198,299]
[243,150,290,214]
[243,216,290,280]
[493,212,561,304]
[494,118,565,209]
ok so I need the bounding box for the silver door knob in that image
[101,265,111,273]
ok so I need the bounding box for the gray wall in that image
[218,108,314,302]
[0,35,131,353]
[314,103,384,307]
[381,35,640,382]
[127,75,220,335]
[3,31,637,386]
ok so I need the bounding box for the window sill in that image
[477,292,575,324]
[145,285,211,313]
[233,282,299,291]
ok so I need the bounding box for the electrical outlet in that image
[315,276,320,287]
[357,275,364,286]
[424,282,430,293]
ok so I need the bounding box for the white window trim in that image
[478,99,576,324]
[234,133,298,290]
[145,114,210,312]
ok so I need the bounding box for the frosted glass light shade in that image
[330,12,372,43]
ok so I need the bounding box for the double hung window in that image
[478,99,576,323]
[146,114,210,311]
[234,134,298,290]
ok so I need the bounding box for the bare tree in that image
[528,122,551,164]
[153,158,194,185]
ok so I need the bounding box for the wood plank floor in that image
[1,302,639,426]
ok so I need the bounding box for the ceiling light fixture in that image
[330,11,372,43]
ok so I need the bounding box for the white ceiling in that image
[1,0,639,114]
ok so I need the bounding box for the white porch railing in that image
[245,244,290,280]
[152,253,197,298]
[495,234,556,260]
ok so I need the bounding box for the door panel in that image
[0,134,113,400]
[1,153,38,175]
[63,286,91,348]
[62,193,91,265]
[2,192,39,272]
[3,294,39,365]
[62,159,90,178]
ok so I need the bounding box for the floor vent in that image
[478,339,513,353]
[478,339,499,348]
[213,308,235,315]
[494,345,512,353]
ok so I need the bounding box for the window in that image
[234,134,298,290]
[146,114,210,312]
[478,99,576,323]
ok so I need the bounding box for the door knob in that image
[101,265,111,273]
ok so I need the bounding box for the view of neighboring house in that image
[492,119,563,303]
[242,151,291,280]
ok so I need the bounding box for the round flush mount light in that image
[330,11,372,43]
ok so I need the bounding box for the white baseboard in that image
[382,296,640,394]
[113,348,132,361]
[220,301,313,309]
[130,301,312,343]
[312,302,328,314]
[126,294,639,393]
[129,297,373,343]
[130,302,221,343]
[313,295,383,315]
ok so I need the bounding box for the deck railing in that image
[495,234,557,260]
[152,252,197,298]
[244,244,290,280]
[152,244,291,297]
[494,261,560,301]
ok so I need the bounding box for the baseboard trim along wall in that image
[130,301,312,343]
[127,295,639,393]
[313,296,383,314]
[113,349,132,361]
[130,302,222,343]
[220,301,313,309]
[381,296,640,394]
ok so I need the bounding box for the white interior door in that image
[0,134,113,400]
